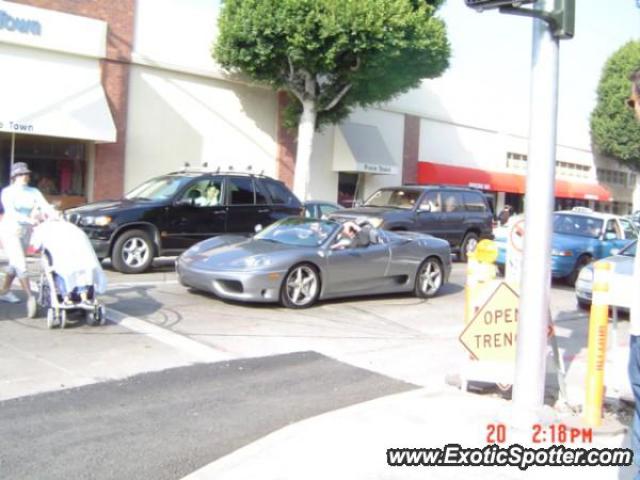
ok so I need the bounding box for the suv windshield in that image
[255,218,338,247]
[125,176,193,201]
[553,213,603,239]
[364,189,421,209]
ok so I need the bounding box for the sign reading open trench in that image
[459,281,520,362]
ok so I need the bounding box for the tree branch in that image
[320,83,352,112]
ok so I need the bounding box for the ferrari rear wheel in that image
[415,257,444,298]
[280,263,320,309]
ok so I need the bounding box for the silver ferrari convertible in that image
[176,217,451,308]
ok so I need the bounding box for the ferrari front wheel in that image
[415,257,444,298]
[280,263,320,309]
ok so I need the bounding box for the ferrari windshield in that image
[553,214,603,239]
[364,189,421,209]
[620,240,637,257]
[255,218,339,247]
[125,175,193,201]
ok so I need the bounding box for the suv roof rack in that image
[401,183,480,190]
[170,162,268,177]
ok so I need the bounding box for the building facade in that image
[1,0,637,213]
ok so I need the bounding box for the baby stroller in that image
[31,219,108,329]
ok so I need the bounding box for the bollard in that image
[464,241,498,324]
[584,261,611,427]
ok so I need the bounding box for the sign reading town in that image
[459,282,519,362]
[0,9,41,36]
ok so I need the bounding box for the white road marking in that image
[106,308,233,363]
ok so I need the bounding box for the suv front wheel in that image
[112,229,155,274]
[459,232,479,262]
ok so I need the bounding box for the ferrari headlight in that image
[80,215,112,227]
[551,249,573,257]
[242,255,272,268]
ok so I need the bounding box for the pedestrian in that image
[498,205,512,226]
[626,67,640,479]
[0,162,54,317]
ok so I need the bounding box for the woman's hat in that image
[10,162,31,178]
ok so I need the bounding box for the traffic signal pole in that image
[465,0,575,424]
[512,0,559,423]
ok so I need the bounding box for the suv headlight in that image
[80,215,112,227]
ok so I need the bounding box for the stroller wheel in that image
[46,308,57,329]
[86,310,97,326]
[59,310,67,329]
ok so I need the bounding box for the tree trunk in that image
[292,99,317,201]
[633,175,640,213]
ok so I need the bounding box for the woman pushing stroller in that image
[0,162,54,317]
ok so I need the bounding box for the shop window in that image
[10,135,87,197]
[338,172,361,208]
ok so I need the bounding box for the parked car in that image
[176,217,451,308]
[575,240,635,310]
[329,185,493,261]
[303,201,341,219]
[495,209,638,285]
[65,170,302,273]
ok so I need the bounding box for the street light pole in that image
[512,0,559,421]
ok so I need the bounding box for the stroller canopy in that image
[31,220,108,294]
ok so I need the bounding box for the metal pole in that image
[10,133,15,169]
[512,0,559,422]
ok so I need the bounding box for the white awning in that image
[332,122,398,175]
[0,44,116,142]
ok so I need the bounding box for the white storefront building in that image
[1,0,638,213]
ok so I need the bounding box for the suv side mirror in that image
[352,200,363,208]
[175,198,195,207]
[418,203,431,212]
[604,232,617,241]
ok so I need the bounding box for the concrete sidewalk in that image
[184,387,635,480]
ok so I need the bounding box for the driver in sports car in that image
[331,221,378,250]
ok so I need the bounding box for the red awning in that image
[417,162,612,202]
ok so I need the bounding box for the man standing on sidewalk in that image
[627,68,640,479]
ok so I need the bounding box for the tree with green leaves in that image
[591,40,640,173]
[214,0,450,199]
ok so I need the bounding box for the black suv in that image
[330,185,493,261]
[66,171,302,273]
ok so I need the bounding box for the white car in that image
[575,240,636,310]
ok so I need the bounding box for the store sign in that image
[0,9,41,36]
[360,163,397,175]
[0,120,35,133]
[0,2,106,58]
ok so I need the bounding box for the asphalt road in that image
[0,351,415,480]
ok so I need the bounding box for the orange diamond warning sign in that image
[459,282,519,362]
